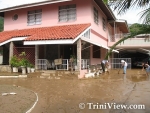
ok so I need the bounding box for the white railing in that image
[109,33,125,42]
[118,38,150,46]
[81,59,90,70]
[110,58,131,69]
[36,59,48,70]
[36,59,69,70]
[36,59,90,70]
[55,59,69,70]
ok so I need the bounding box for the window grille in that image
[27,9,42,25]
[103,18,106,31]
[58,4,76,22]
[93,7,99,25]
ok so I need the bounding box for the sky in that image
[113,8,143,24]
[0,0,143,24]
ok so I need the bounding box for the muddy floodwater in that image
[0,69,150,113]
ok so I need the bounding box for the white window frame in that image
[27,9,42,25]
[58,4,76,22]
[93,7,99,25]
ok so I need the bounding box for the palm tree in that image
[102,0,150,59]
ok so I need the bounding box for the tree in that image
[0,17,4,32]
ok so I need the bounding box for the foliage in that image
[70,55,77,63]
[18,52,28,67]
[10,56,20,67]
[103,0,150,25]
[30,64,35,68]
[19,58,29,67]
[107,0,149,15]
[10,52,34,68]
[129,23,150,34]
[0,17,4,32]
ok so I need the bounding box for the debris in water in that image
[2,92,17,96]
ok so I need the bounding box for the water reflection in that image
[130,74,148,82]
[123,74,126,82]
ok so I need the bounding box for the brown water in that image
[0,69,149,113]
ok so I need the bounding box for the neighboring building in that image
[0,0,129,78]
[112,33,150,68]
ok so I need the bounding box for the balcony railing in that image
[81,59,90,70]
[118,38,150,46]
[36,59,90,70]
[109,33,129,42]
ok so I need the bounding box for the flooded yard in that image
[0,69,150,113]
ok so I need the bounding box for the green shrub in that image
[10,56,20,67]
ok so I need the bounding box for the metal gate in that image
[110,58,131,69]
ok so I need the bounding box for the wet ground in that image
[0,69,150,113]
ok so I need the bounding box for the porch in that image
[36,59,89,71]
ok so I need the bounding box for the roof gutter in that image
[0,0,72,12]
[105,4,116,20]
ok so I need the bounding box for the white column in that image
[9,42,14,64]
[77,39,81,71]
[35,45,39,70]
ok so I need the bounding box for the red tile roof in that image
[0,23,91,43]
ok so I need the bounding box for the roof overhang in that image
[24,26,91,45]
[94,0,116,21]
[81,36,119,53]
[0,37,27,46]
[0,0,72,13]
[109,19,130,33]
[81,36,109,50]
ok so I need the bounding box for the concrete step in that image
[42,70,79,75]
[40,76,61,79]
[41,73,50,76]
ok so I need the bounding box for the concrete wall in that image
[0,65,11,72]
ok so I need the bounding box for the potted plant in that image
[30,64,35,73]
[10,55,20,72]
[26,62,32,73]
[19,52,28,74]
[69,55,77,71]
[19,58,28,74]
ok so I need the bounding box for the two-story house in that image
[0,0,129,78]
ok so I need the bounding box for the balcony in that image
[108,34,150,47]
[108,33,123,46]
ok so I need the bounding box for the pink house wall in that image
[87,0,109,64]
[90,46,107,65]
[90,0,108,46]
[4,0,112,65]
[4,0,93,30]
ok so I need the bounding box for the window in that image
[93,7,98,24]
[58,4,76,22]
[12,14,18,20]
[103,18,106,31]
[93,45,100,58]
[27,9,42,25]
[82,29,90,38]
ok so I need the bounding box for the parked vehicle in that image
[133,57,150,67]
